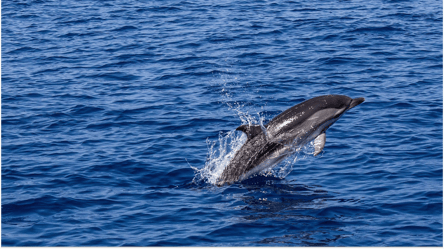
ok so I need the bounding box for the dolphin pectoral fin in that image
[313,133,326,156]
[236,124,263,140]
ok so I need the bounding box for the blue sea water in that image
[2,0,443,246]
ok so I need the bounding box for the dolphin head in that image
[328,95,365,119]
[324,95,365,122]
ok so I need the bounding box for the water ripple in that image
[2,0,442,246]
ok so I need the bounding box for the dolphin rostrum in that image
[216,95,365,186]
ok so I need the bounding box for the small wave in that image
[147,6,182,13]
[7,46,41,54]
[112,25,138,32]
[316,57,355,65]
[58,32,97,38]
[69,105,104,115]
[349,25,404,33]
[85,72,141,81]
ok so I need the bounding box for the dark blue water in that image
[2,0,442,246]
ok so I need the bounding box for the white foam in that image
[191,69,315,185]
[192,130,247,185]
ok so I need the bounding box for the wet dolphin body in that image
[216,95,365,186]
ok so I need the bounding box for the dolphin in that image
[216,94,365,186]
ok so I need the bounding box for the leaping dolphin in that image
[216,94,365,186]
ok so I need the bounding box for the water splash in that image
[191,128,318,185]
[192,68,317,186]
[272,140,318,179]
[192,130,247,185]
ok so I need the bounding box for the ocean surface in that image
[2,0,442,246]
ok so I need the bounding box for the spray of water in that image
[191,68,318,186]
[191,127,318,185]
[192,130,247,185]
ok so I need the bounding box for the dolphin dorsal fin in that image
[313,133,326,156]
[236,124,263,140]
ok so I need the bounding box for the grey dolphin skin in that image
[216,95,365,186]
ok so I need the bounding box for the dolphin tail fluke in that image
[236,124,263,140]
[313,133,326,156]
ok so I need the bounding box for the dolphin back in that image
[265,95,353,140]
